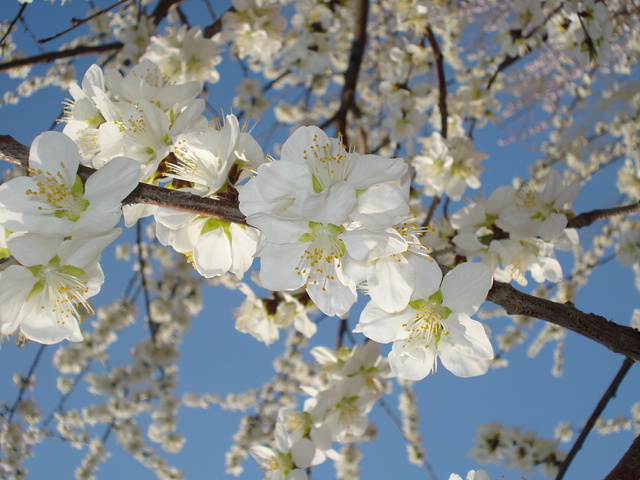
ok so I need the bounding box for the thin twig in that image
[377,396,439,480]
[151,0,186,24]
[7,344,47,423]
[38,0,131,44]
[555,358,634,480]
[136,221,159,344]
[0,3,28,49]
[42,367,90,427]
[203,6,234,38]
[0,42,124,72]
[336,317,349,350]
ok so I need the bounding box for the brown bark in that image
[605,434,640,480]
[487,280,640,361]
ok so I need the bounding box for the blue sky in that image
[1,1,639,480]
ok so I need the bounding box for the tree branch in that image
[0,3,28,49]
[0,0,183,71]
[487,281,640,361]
[605,432,640,480]
[38,0,130,44]
[0,134,29,167]
[568,201,640,229]
[327,0,369,143]
[6,344,47,423]
[0,135,247,225]
[0,42,123,72]
[151,0,186,25]
[425,25,448,139]
[203,6,234,38]
[119,180,247,225]
[556,357,634,480]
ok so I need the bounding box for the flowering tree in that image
[0,0,639,479]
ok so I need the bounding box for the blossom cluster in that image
[412,131,487,201]
[233,281,317,345]
[250,342,392,479]
[61,60,265,280]
[239,126,495,381]
[239,125,413,317]
[1,0,639,479]
[469,422,567,477]
[443,169,580,286]
[62,60,207,182]
[0,132,140,343]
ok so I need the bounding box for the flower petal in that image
[367,255,414,313]
[193,226,232,277]
[0,266,35,335]
[29,132,80,187]
[20,310,83,344]
[441,262,492,315]
[388,342,433,381]
[356,301,410,343]
[7,233,63,266]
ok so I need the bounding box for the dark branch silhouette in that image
[38,0,131,44]
[0,0,217,73]
[425,25,448,139]
[487,281,640,361]
[568,201,640,229]
[324,0,369,144]
[556,358,634,480]
[0,42,124,72]
[0,3,28,49]
[605,432,640,480]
